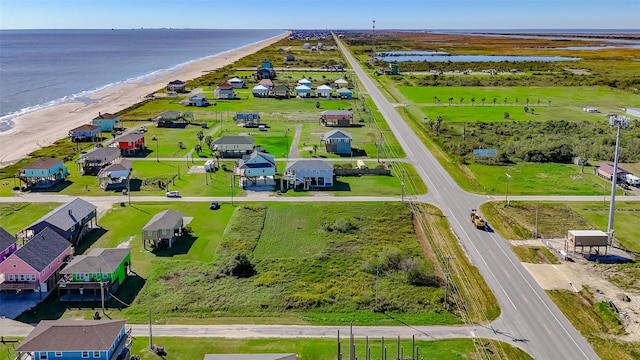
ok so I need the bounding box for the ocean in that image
[0,29,285,131]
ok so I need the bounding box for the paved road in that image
[334,36,600,359]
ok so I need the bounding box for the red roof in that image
[597,163,627,175]
[93,113,119,120]
[71,124,101,132]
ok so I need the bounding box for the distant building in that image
[0,226,18,264]
[91,112,121,132]
[285,160,334,190]
[167,79,187,93]
[214,82,236,99]
[228,77,245,89]
[337,87,353,99]
[69,124,101,142]
[22,198,97,245]
[252,84,270,98]
[273,85,291,99]
[320,110,353,127]
[295,84,312,98]
[595,163,628,182]
[186,95,210,107]
[142,210,184,250]
[76,147,121,175]
[212,136,255,157]
[316,84,333,98]
[116,133,145,156]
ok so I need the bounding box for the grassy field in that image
[467,162,617,195]
[548,288,640,360]
[400,86,640,120]
[124,337,533,360]
[0,202,63,234]
[120,202,458,325]
[12,202,477,326]
[569,202,640,252]
[511,246,560,264]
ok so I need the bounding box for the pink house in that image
[0,227,72,293]
[0,227,17,263]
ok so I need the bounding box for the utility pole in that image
[535,205,539,239]
[443,256,455,310]
[505,173,511,206]
[607,115,630,245]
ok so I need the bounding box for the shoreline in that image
[0,31,290,167]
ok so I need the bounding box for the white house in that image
[316,84,332,98]
[285,160,334,190]
[252,85,270,98]
[228,77,245,89]
[297,78,312,87]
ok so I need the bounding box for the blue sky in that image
[1,0,638,30]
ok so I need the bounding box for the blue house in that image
[295,85,312,98]
[337,87,353,99]
[17,158,70,189]
[91,113,121,132]
[16,320,131,360]
[323,129,352,155]
[23,198,97,245]
[237,151,276,188]
[69,124,101,142]
[236,111,261,126]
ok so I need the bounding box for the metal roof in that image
[62,248,130,275]
[321,110,352,116]
[116,133,144,143]
[596,163,627,175]
[27,198,97,233]
[93,113,119,120]
[70,124,101,132]
[285,159,333,172]
[142,210,184,231]
[324,129,352,139]
[20,158,62,170]
[568,230,608,237]
[212,136,255,145]
[78,147,120,162]
[16,320,126,352]
[0,226,16,251]
[14,227,71,272]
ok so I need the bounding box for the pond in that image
[376,53,581,62]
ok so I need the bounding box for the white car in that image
[166,191,180,198]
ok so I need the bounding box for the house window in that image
[12,264,16,268]
[19,274,25,281]
[8,274,14,281]
[82,351,89,358]
[55,352,62,357]
[93,351,100,358]
[39,353,48,360]
[318,177,325,186]
[31,274,36,281]
[147,231,152,237]
[162,229,167,236]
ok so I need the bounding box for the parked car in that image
[209,201,220,210]
[166,190,180,198]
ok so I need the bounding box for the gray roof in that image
[27,198,97,233]
[62,248,130,275]
[158,110,182,118]
[337,87,352,93]
[16,320,126,352]
[93,113,119,120]
[142,210,184,231]
[14,228,70,272]
[0,226,16,251]
[321,110,352,116]
[20,158,62,171]
[212,136,255,145]
[285,159,333,172]
[78,147,120,162]
[324,129,352,139]
[204,355,297,360]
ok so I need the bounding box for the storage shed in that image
[567,230,608,256]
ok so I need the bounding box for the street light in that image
[230,174,234,206]
[607,115,631,244]
[285,128,291,161]
[152,136,159,162]
[401,170,405,203]
[505,173,511,206]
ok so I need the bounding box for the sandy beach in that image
[0,31,289,167]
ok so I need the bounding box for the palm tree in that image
[481,97,486,106]
[315,101,321,109]
[504,98,507,106]
[194,144,202,156]
[471,97,476,106]
[434,96,438,105]
[436,116,443,136]
[493,97,497,106]
[459,97,464,106]
[448,97,454,106]
[526,98,530,106]
[204,135,212,149]
[515,98,519,106]
[196,131,204,144]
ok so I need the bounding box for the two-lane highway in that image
[335,35,600,359]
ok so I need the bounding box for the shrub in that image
[379,247,403,273]
[220,253,256,278]
[323,218,357,233]
[400,258,440,287]
[284,292,330,310]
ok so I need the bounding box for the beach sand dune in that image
[0,32,289,167]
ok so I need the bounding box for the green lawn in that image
[400,86,640,114]
[467,162,618,195]
[126,337,532,360]
[120,203,458,325]
[0,203,62,234]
